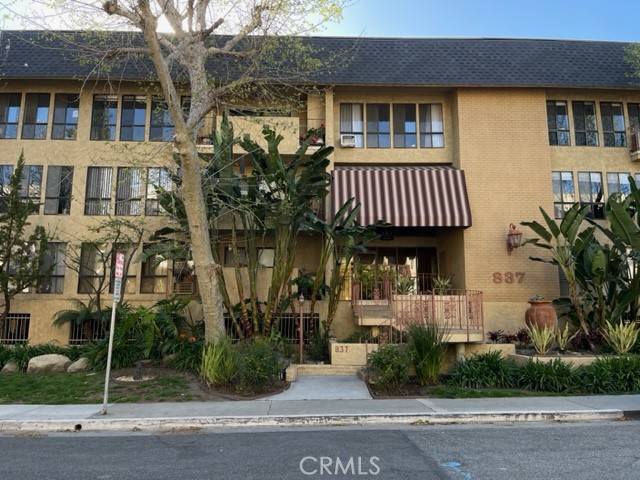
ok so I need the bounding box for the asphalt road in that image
[0,421,638,479]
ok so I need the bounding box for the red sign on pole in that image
[114,252,125,279]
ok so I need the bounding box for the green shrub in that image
[340,330,369,343]
[602,321,640,355]
[234,338,286,394]
[367,344,410,394]
[448,351,517,389]
[0,344,10,369]
[201,339,236,386]
[517,359,574,393]
[574,356,640,394]
[407,322,449,386]
[526,324,555,354]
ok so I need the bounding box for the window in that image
[69,318,107,345]
[552,171,575,219]
[366,104,390,148]
[607,172,632,199]
[78,243,105,294]
[115,167,142,216]
[572,101,598,146]
[600,102,626,147]
[109,244,137,294]
[0,313,29,344]
[44,166,73,215]
[0,164,13,213]
[419,103,444,148]
[546,101,570,146]
[150,96,174,142]
[140,247,169,293]
[38,242,66,294]
[84,167,112,215]
[52,94,79,140]
[0,93,21,139]
[20,165,43,214]
[339,103,364,147]
[578,172,604,219]
[120,95,147,141]
[393,104,417,148]
[145,167,172,215]
[90,95,117,141]
[628,103,640,132]
[21,93,50,140]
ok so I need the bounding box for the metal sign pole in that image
[102,252,124,415]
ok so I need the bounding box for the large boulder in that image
[1,362,19,373]
[67,357,89,373]
[27,354,72,373]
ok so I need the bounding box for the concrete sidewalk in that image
[0,374,637,433]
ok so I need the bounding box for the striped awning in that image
[331,166,472,227]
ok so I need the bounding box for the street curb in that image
[0,410,623,433]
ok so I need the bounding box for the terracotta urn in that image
[525,298,557,330]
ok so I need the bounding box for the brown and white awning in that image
[331,166,472,227]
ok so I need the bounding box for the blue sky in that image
[322,0,640,41]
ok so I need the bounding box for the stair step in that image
[286,364,361,381]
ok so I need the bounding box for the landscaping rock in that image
[1,362,19,373]
[27,354,72,373]
[67,357,88,373]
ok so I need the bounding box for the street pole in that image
[102,251,124,415]
[298,294,304,364]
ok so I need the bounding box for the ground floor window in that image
[1,313,30,344]
[69,318,107,345]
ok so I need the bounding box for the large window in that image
[44,166,73,215]
[578,172,604,219]
[419,103,444,148]
[20,165,43,214]
[546,101,570,146]
[150,96,174,142]
[552,171,575,219]
[84,167,112,215]
[38,242,66,294]
[366,104,390,148]
[0,313,30,344]
[78,243,105,294]
[339,103,364,147]
[0,164,13,213]
[21,93,50,140]
[628,103,640,132]
[52,94,79,140]
[120,95,147,141]
[0,93,21,139]
[140,247,169,293]
[115,167,142,216]
[607,172,632,199]
[90,95,117,141]
[145,167,172,216]
[392,104,417,148]
[600,102,626,147]
[572,101,598,146]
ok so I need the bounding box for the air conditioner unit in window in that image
[340,134,356,147]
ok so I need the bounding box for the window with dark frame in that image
[90,95,117,141]
[600,102,626,147]
[77,243,104,294]
[0,93,21,139]
[19,165,43,214]
[552,171,575,219]
[366,104,390,148]
[145,167,172,216]
[21,93,50,140]
[339,103,364,147]
[84,166,112,215]
[150,96,175,142]
[0,313,30,344]
[38,242,66,294]
[52,94,79,140]
[44,166,73,215]
[578,171,605,219]
[140,246,169,294]
[572,101,598,146]
[546,101,570,146]
[606,172,632,199]
[115,167,142,216]
[0,164,13,213]
[120,95,147,141]
[393,104,417,148]
[419,103,444,148]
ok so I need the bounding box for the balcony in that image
[629,126,640,161]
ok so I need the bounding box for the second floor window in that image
[140,247,169,294]
[22,93,50,140]
[150,96,174,142]
[78,243,105,294]
[44,166,74,215]
[0,164,13,213]
[38,242,66,294]
[366,104,390,148]
[572,101,598,146]
[578,171,604,219]
[0,93,21,139]
[552,171,575,219]
[600,102,626,147]
[419,103,444,148]
[546,101,570,146]
[91,95,117,141]
[339,103,364,147]
[85,167,112,215]
[607,172,632,199]
[52,94,79,140]
[120,95,147,141]
[20,165,43,214]
[393,104,417,148]
[145,167,172,216]
[115,167,142,216]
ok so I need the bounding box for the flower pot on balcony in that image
[525,299,557,330]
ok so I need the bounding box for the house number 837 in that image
[493,272,525,284]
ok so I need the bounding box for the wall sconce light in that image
[507,223,523,255]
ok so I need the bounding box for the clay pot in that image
[525,299,557,330]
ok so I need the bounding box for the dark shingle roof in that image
[1,30,639,89]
